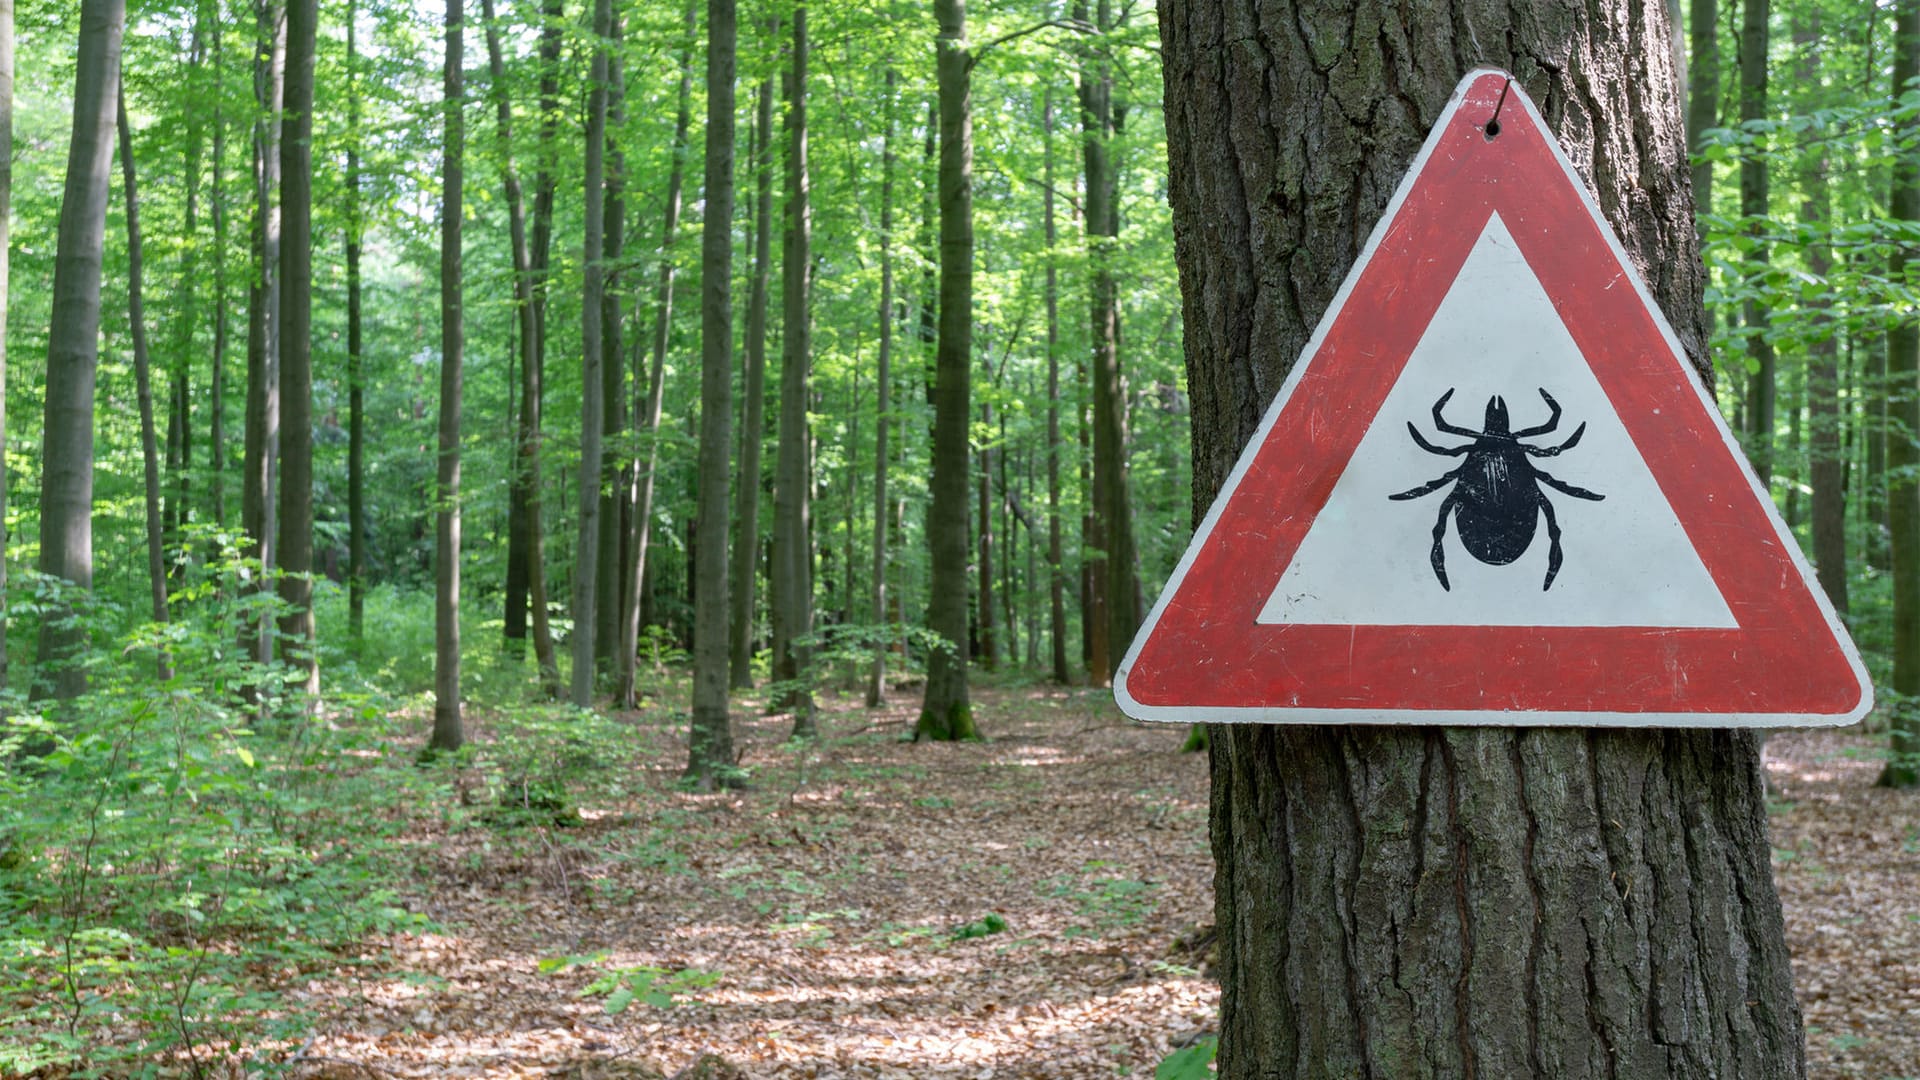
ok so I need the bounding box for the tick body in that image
[1388,388,1605,591]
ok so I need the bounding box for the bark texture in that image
[570,0,612,706]
[35,0,125,700]
[1160,0,1806,1073]
[772,4,816,733]
[687,0,737,789]
[277,0,318,700]
[430,0,464,753]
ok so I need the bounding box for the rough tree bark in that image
[277,0,318,702]
[1884,0,1920,790]
[239,0,283,670]
[617,0,696,709]
[729,60,775,689]
[1161,1,1808,1073]
[35,0,125,701]
[916,0,977,741]
[570,0,612,707]
[116,87,172,680]
[772,4,817,733]
[429,0,465,753]
[687,0,737,790]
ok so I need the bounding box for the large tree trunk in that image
[346,0,365,644]
[0,0,10,692]
[239,0,283,671]
[35,0,125,701]
[866,67,896,709]
[729,62,775,689]
[1043,87,1068,686]
[916,0,976,741]
[617,0,696,709]
[570,0,612,707]
[595,23,627,677]
[1741,0,1775,486]
[429,0,465,753]
[277,0,318,701]
[687,0,737,790]
[1161,4,1807,1074]
[772,4,816,734]
[116,86,172,680]
[1883,0,1920,790]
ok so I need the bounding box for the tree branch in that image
[968,19,1095,70]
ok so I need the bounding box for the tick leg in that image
[1512,388,1563,437]
[1429,492,1458,591]
[1533,467,1605,501]
[1432,389,1478,437]
[1540,494,1564,590]
[1525,421,1587,457]
[1390,467,1463,501]
[1407,423,1472,456]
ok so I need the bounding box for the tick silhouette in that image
[1389,388,1604,591]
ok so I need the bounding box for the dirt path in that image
[283,697,1916,1079]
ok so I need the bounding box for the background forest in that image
[0,0,1914,1073]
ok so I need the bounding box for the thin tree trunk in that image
[0,0,12,691]
[773,4,816,734]
[617,0,696,709]
[730,59,775,689]
[277,0,318,701]
[977,401,996,671]
[687,0,737,790]
[1164,4,1806,1072]
[240,0,284,671]
[917,0,976,741]
[570,0,612,707]
[166,18,204,582]
[208,8,228,530]
[35,0,124,701]
[116,87,171,680]
[1884,0,1920,789]
[1798,15,1846,615]
[595,20,627,676]
[866,67,896,708]
[346,0,365,644]
[1869,327,1890,568]
[1742,0,1775,486]
[1688,0,1717,231]
[1043,87,1067,685]
[429,0,465,752]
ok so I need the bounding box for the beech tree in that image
[277,0,318,699]
[429,0,465,753]
[35,0,126,701]
[729,60,775,690]
[571,0,612,707]
[772,4,815,733]
[1161,3,1806,1075]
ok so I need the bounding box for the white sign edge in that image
[1112,67,1875,729]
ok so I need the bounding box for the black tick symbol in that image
[1388,388,1605,591]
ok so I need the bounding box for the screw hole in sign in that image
[1485,77,1512,139]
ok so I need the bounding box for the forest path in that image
[288,682,1217,1079]
[281,690,1917,1079]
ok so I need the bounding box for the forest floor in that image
[255,685,1914,1080]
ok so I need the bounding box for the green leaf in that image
[1156,1037,1218,1080]
[603,987,635,1015]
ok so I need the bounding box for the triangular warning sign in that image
[1116,69,1871,728]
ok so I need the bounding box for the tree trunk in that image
[1884,0,1920,789]
[1868,328,1890,569]
[35,0,124,701]
[208,6,228,531]
[116,86,172,681]
[0,0,13,691]
[1162,4,1808,1073]
[240,0,284,671]
[165,20,203,584]
[772,5,816,734]
[617,0,696,709]
[595,21,627,677]
[1793,16,1845,615]
[687,0,737,790]
[346,0,365,644]
[570,0,612,707]
[866,67,896,709]
[1741,0,1775,487]
[1688,0,1716,231]
[277,0,318,701]
[977,401,996,671]
[916,0,976,742]
[430,0,465,753]
[1043,87,1068,686]
[730,60,775,689]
